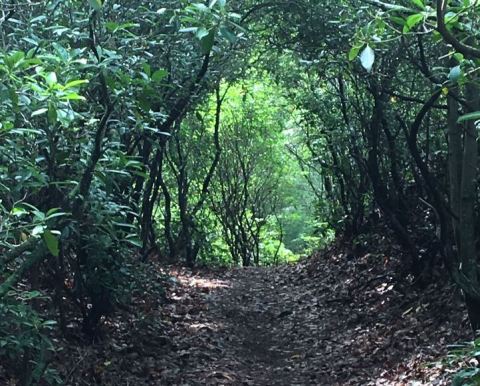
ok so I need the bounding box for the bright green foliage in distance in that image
[218,78,334,262]
[153,76,332,266]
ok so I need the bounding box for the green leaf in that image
[360,45,375,72]
[46,208,61,217]
[200,29,215,54]
[448,65,462,82]
[31,108,48,117]
[445,11,458,25]
[22,37,39,46]
[210,0,226,8]
[179,27,199,33]
[458,111,480,123]
[11,207,28,217]
[152,69,168,82]
[106,21,139,33]
[403,13,423,33]
[43,230,59,257]
[42,320,58,327]
[390,16,406,26]
[88,0,103,11]
[348,45,361,61]
[63,79,89,89]
[410,0,425,9]
[60,93,85,101]
[219,26,237,43]
[454,53,464,63]
[45,72,57,87]
[124,237,142,248]
[196,27,210,40]
[33,210,45,221]
[192,3,209,12]
[45,212,67,221]
[32,225,46,236]
[7,51,25,69]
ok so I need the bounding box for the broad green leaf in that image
[210,0,226,7]
[46,208,61,217]
[196,27,210,40]
[30,15,47,24]
[200,30,215,54]
[448,65,462,82]
[458,111,480,123]
[124,237,142,248]
[142,63,151,76]
[11,207,28,217]
[360,45,375,72]
[390,16,406,26]
[192,3,209,12]
[219,26,237,43]
[32,225,46,236]
[63,79,89,89]
[410,0,425,9]
[348,45,361,61]
[33,210,45,221]
[0,122,13,132]
[7,51,25,69]
[88,0,103,11]
[45,72,57,87]
[228,12,241,20]
[152,69,168,82]
[454,53,464,63]
[106,21,139,32]
[45,212,67,221]
[179,27,198,33]
[43,230,59,257]
[31,108,48,117]
[60,93,85,101]
[52,42,69,61]
[22,37,38,46]
[42,320,58,327]
[445,11,458,25]
[404,13,423,33]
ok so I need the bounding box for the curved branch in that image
[0,246,46,299]
[1,237,39,267]
[193,85,228,215]
[436,0,480,58]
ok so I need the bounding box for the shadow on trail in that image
[158,253,468,385]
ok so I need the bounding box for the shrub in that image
[0,291,61,385]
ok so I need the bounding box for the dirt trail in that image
[164,266,326,385]
[206,268,306,385]
[157,255,468,385]
[59,252,469,385]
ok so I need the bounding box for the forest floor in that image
[55,243,472,385]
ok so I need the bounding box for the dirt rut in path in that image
[161,267,300,385]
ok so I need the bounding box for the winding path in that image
[157,258,463,385]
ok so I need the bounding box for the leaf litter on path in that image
[29,248,470,385]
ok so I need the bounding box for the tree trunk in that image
[458,81,480,329]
